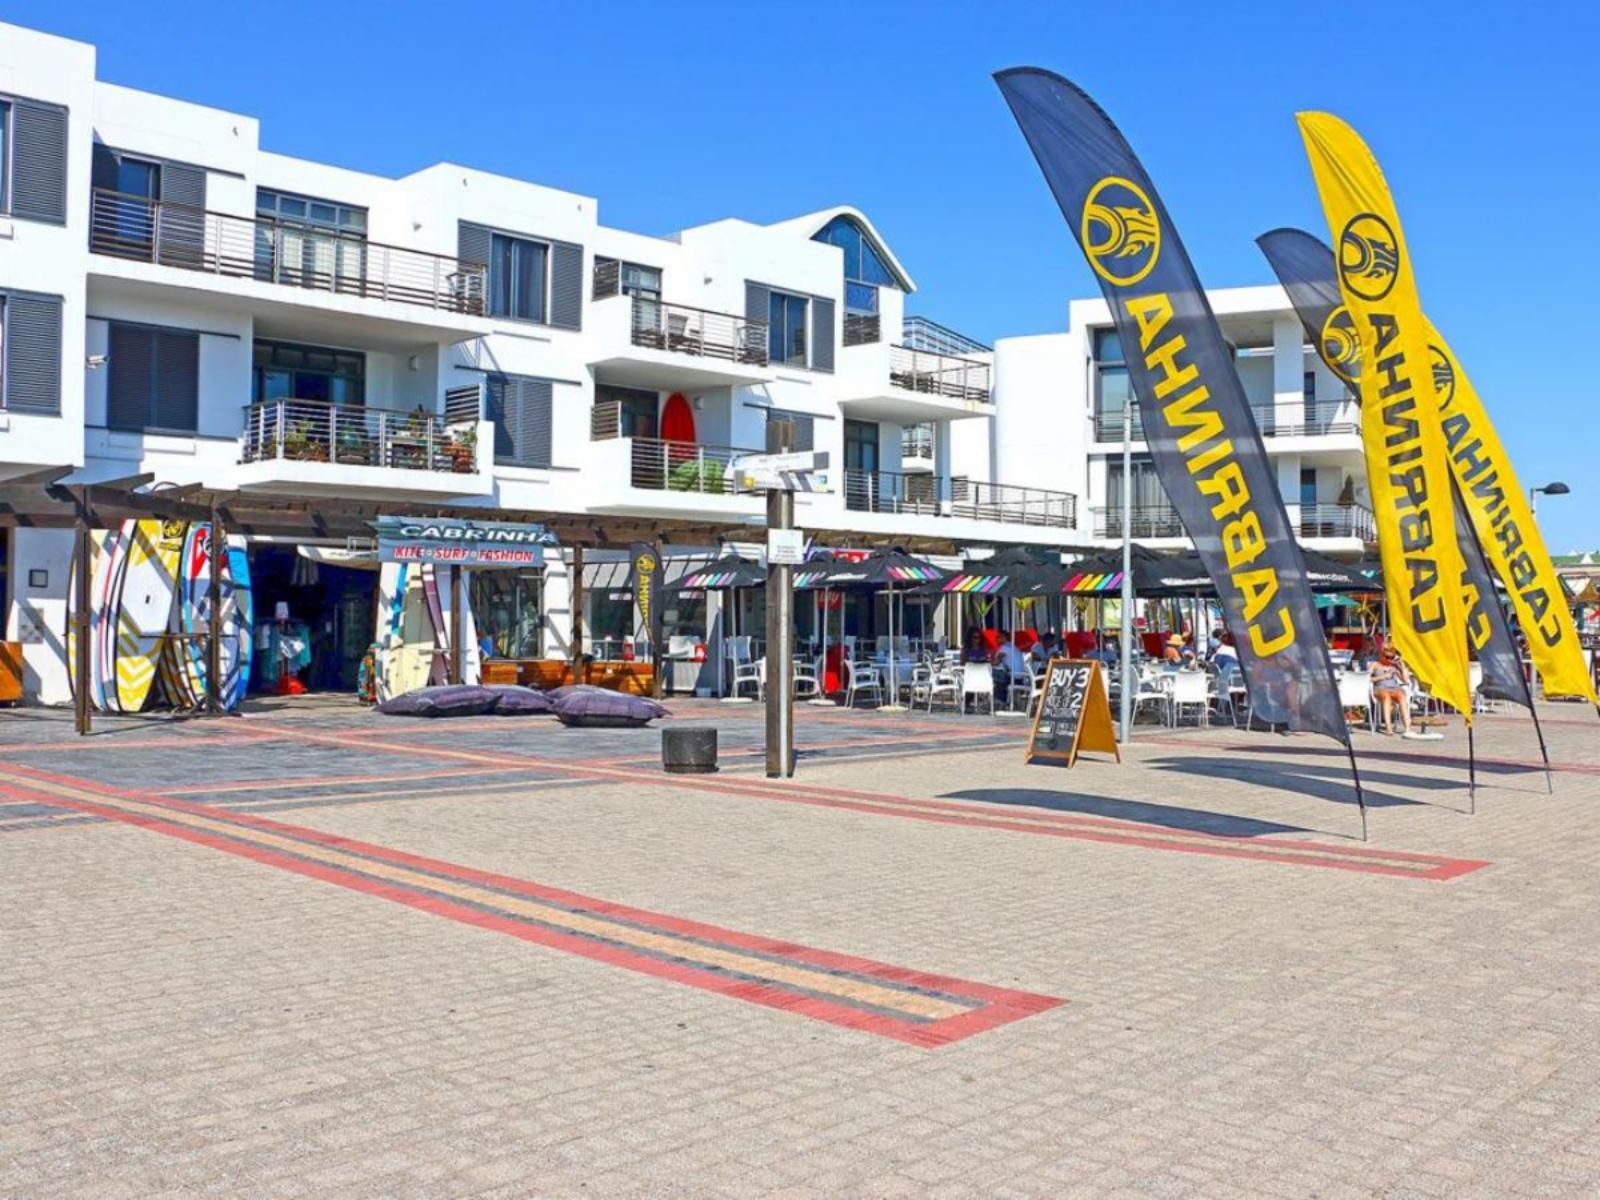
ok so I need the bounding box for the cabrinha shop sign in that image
[372,517,558,567]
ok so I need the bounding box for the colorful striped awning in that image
[887,565,943,583]
[677,569,745,589]
[939,574,1008,594]
[1062,571,1126,594]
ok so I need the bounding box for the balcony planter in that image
[667,458,724,494]
[445,426,478,474]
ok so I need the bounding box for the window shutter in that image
[457,222,491,269]
[548,242,582,330]
[766,409,814,452]
[91,143,118,193]
[745,282,769,327]
[152,330,199,431]
[488,375,553,467]
[592,256,620,299]
[156,163,207,268]
[10,100,68,224]
[108,323,156,431]
[811,297,835,373]
[3,294,63,414]
[485,376,514,461]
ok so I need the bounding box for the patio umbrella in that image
[796,550,945,710]
[1297,549,1383,594]
[664,552,765,697]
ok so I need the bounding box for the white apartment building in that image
[0,22,1373,704]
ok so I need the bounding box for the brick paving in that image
[3,695,1600,1196]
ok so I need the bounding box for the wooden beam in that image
[1,465,74,487]
[569,544,585,686]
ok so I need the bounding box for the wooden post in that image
[73,515,92,736]
[449,564,464,684]
[206,508,223,714]
[569,543,585,687]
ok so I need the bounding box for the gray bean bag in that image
[377,684,500,718]
[487,685,555,716]
[553,688,668,728]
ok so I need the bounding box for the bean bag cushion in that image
[553,688,668,728]
[487,685,555,715]
[377,684,500,718]
[547,684,612,701]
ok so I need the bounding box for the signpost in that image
[1025,658,1120,768]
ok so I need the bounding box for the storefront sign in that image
[372,517,555,567]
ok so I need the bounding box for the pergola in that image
[0,467,1096,731]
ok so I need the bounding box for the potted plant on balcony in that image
[336,425,372,466]
[445,425,477,474]
[282,420,329,463]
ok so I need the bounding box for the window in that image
[598,384,658,439]
[107,322,199,433]
[0,295,6,406]
[256,189,367,290]
[1300,467,1318,509]
[768,290,809,366]
[844,419,879,473]
[620,263,661,302]
[0,101,9,212]
[489,233,548,322]
[1094,327,1135,437]
[471,570,544,659]
[812,215,899,288]
[252,340,366,407]
[256,189,366,236]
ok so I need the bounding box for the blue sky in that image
[17,1,1598,549]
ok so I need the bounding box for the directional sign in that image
[728,450,832,493]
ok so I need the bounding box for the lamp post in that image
[1530,480,1570,518]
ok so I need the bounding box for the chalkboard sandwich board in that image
[1025,658,1120,767]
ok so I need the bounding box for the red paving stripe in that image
[217,721,1488,881]
[0,763,1061,1048]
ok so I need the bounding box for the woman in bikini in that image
[1369,645,1412,736]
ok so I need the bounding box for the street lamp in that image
[1530,480,1570,517]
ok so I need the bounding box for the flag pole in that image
[1467,720,1477,815]
[1343,738,1369,842]
[1532,703,1555,794]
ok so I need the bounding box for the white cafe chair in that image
[925,663,961,713]
[845,659,884,708]
[1337,671,1375,732]
[1168,670,1210,727]
[961,662,996,716]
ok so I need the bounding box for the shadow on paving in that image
[942,787,1316,838]
[1142,755,1446,811]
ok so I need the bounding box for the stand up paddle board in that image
[113,520,183,713]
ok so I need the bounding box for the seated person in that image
[1162,634,1195,670]
[1212,630,1240,674]
[1369,646,1413,735]
[1029,631,1058,666]
[961,628,991,664]
[993,631,1029,684]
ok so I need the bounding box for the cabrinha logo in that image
[1081,176,1160,287]
[1428,344,1456,408]
[1337,213,1400,301]
[1319,304,1362,383]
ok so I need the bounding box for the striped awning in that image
[937,573,1009,594]
[1062,570,1126,594]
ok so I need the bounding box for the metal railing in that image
[241,399,478,474]
[91,189,486,315]
[1093,505,1187,539]
[900,315,991,356]
[900,423,935,464]
[1296,503,1375,540]
[888,344,991,403]
[1093,403,1361,442]
[843,312,881,346]
[1092,502,1374,541]
[628,297,768,366]
[626,437,756,494]
[844,469,1076,528]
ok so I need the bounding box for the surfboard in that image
[159,523,200,710]
[437,568,484,686]
[94,525,128,712]
[113,520,183,713]
[67,529,114,708]
[392,569,436,696]
[376,562,412,701]
[226,538,254,710]
[422,563,448,685]
[175,528,256,711]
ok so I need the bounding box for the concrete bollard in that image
[662,726,718,774]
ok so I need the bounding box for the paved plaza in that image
[4,694,1600,1197]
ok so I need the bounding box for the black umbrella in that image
[796,551,945,709]
[663,552,764,697]
[1298,550,1382,594]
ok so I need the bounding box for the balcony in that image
[844,469,1076,530]
[838,343,993,423]
[236,398,492,497]
[588,295,774,391]
[91,188,485,311]
[1093,403,1360,443]
[1092,502,1373,543]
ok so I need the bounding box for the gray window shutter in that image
[108,323,155,431]
[152,330,199,431]
[91,143,118,192]
[10,100,68,225]
[488,375,553,467]
[457,222,491,268]
[811,297,835,373]
[592,257,619,299]
[3,294,63,414]
[745,281,769,326]
[766,409,813,452]
[156,163,207,268]
[548,242,582,330]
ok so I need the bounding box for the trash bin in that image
[662,726,718,774]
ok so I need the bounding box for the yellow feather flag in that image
[1424,321,1597,703]
[1298,112,1472,720]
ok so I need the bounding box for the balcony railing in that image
[1092,505,1187,539]
[91,189,486,315]
[888,345,991,404]
[844,469,1076,529]
[627,297,768,366]
[625,437,756,495]
[1092,502,1374,541]
[241,399,478,475]
[1296,503,1375,541]
[1093,403,1360,442]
